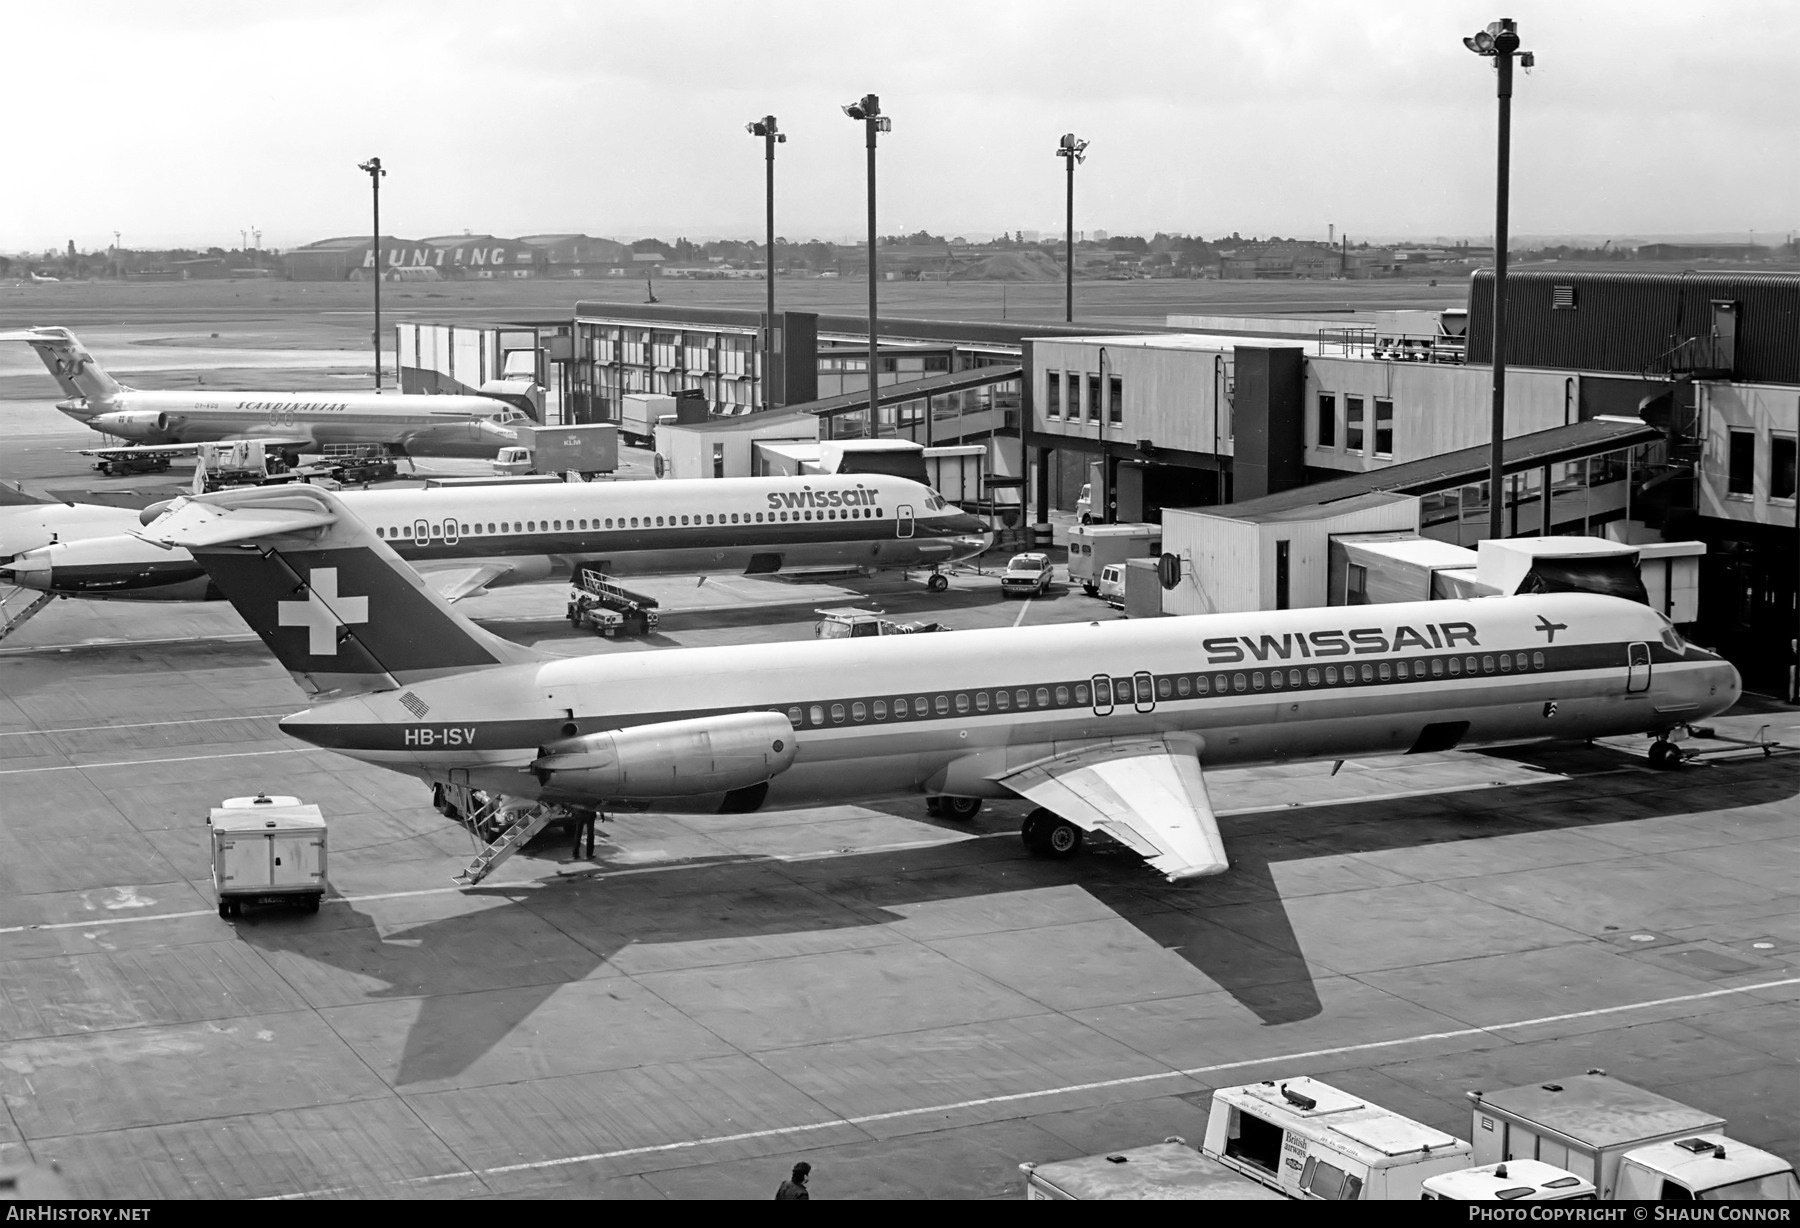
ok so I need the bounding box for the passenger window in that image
[1195,675,1209,695]
[1360,664,1374,682]
[1037,687,1051,707]
[830,704,845,723]
[1269,670,1283,690]
[1114,676,1132,701]
[1516,653,1529,670]
[973,692,988,712]
[787,706,803,726]
[376,527,384,538]
[1533,651,1545,669]
[1252,672,1265,691]
[1016,689,1030,708]
[1378,662,1391,681]
[1449,657,1462,675]
[915,695,928,715]
[935,695,950,715]
[893,698,908,718]
[630,517,638,528]
[706,514,715,525]
[1499,654,1512,672]
[994,691,1008,711]
[809,705,825,726]
[1176,676,1191,697]
[1234,673,1247,692]
[1054,685,1069,705]
[955,693,970,714]
[1432,658,1445,676]
[1325,666,1339,684]
[1075,683,1091,704]
[1093,678,1113,706]
[873,701,886,720]
[1288,669,1301,687]
[851,702,866,721]
[1307,668,1319,685]
[488,523,495,533]
[1216,674,1230,693]
[605,519,613,528]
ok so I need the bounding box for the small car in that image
[1000,553,1055,598]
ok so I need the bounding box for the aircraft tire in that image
[1023,809,1081,858]
[1649,740,1682,769]
[927,573,949,593]
[939,796,982,821]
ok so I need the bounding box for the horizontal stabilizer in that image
[1003,736,1229,882]
[139,490,337,549]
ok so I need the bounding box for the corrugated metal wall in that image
[1466,270,1800,384]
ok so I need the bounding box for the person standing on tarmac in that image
[775,1161,811,1200]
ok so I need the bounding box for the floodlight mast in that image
[357,157,387,389]
[747,117,785,414]
[1056,134,1088,323]
[1464,19,1531,542]
[842,95,890,424]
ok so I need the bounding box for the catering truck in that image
[208,794,327,919]
[1201,1077,1472,1200]
[492,423,619,479]
[1466,1071,1798,1201]
[1019,1137,1285,1200]
[1067,522,1161,597]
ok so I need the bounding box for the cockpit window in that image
[1655,612,1687,654]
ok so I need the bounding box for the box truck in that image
[208,794,327,918]
[1020,1137,1285,1200]
[492,423,619,478]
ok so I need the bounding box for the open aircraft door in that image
[1627,641,1651,693]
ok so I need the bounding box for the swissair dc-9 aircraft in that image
[143,485,1741,883]
[2,473,992,603]
[2,327,523,460]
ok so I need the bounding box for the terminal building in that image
[393,270,1797,698]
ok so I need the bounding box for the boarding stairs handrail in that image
[0,587,55,642]
[453,800,562,886]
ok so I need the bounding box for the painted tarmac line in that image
[268,975,1800,1198]
[0,747,310,776]
[1011,597,1033,628]
[0,714,286,739]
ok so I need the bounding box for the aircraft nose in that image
[478,419,519,443]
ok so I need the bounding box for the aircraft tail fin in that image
[140,485,546,698]
[0,480,60,507]
[0,327,124,405]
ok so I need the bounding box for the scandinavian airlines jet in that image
[143,485,1742,884]
[1,326,522,459]
[2,473,991,604]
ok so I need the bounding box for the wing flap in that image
[138,491,336,548]
[419,562,516,602]
[1003,737,1230,882]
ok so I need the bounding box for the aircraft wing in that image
[137,492,336,549]
[417,561,517,602]
[1001,736,1229,882]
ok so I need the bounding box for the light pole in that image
[1056,134,1088,323]
[357,157,387,389]
[1464,18,1532,541]
[843,94,890,423]
[746,116,785,414]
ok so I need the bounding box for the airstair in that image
[0,587,55,642]
[451,793,563,886]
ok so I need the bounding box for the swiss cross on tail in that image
[278,568,369,655]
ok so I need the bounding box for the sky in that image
[3,0,1795,253]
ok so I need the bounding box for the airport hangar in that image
[390,271,1797,700]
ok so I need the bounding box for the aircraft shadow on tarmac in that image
[230,753,1798,1088]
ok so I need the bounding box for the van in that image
[1067,522,1161,596]
[1202,1077,1472,1200]
[1097,564,1125,607]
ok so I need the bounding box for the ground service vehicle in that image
[492,423,619,478]
[1020,1138,1284,1200]
[814,607,948,639]
[620,393,678,446]
[1000,552,1053,597]
[567,567,659,638]
[1420,1159,1596,1200]
[1202,1077,1471,1200]
[1467,1072,1799,1200]
[208,794,327,918]
[1067,522,1161,596]
[93,449,172,476]
[1097,564,1126,607]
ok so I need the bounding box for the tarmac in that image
[1,408,1797,1199]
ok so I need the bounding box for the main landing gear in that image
[926,795,983,821]
[926,572,949,593]
[1647,739,1685,770]
[1022,808,1082,859]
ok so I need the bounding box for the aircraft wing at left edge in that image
[1001,735,1230,882]
[136,489,337,549]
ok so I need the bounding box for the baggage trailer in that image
[1201,1076,1471,1200]
[1467,1071,1798,1200]
[208,794,327,919]
[1020,1138,1285,1200]
[567,565,660,638]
